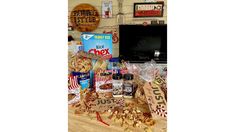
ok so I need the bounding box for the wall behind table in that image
[68,0,167,57]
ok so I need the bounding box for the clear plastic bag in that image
[139,60,160,82]
[124,60,159,82]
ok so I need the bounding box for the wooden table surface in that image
[68,99,167,132]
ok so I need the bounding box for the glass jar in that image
[112,73,123,97]
[123,73,134,98]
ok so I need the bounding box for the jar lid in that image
[124,73,133,80]
[112,73,122,80]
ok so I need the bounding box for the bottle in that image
[112,73,123,97]
[123,73,134,98]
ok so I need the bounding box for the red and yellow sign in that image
[134,2,164,17]
[70,4,100,32]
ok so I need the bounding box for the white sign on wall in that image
[102,1,112,18]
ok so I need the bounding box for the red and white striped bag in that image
[68,75,81,104]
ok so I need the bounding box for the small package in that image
[94,70,113,96]
[108,57,120,74]
[68,75,80,104]
[71,71,90,91]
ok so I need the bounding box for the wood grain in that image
[68,99,167,132]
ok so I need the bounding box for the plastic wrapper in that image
[139,60,160,82]
[94,70,113,96]
[124,61,141,75]
[71,71,90,92]
[68,75,81,104]
[124,60,159,82]
[92,59,108,71]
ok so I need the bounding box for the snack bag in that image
[94,70,113,96]
[71,71,90,91]
[81,33,113,59]
[68,75,80,104]
[143,76,167,119]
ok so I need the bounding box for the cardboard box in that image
[81,33,113,59]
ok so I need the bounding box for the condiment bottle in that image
[112,73,123,97]
[123,73,134,98]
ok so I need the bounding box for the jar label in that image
[112,82,123,95]
[123,83,133,96]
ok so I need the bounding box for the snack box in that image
[81,33,113,59]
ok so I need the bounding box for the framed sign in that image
[134,2,164,17]
[70,4,100,32]
[102,1,112,18]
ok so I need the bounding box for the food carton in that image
[81,33,113,59]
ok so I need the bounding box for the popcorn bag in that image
[68,75,80,104]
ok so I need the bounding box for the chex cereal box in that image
[81,33,113,59]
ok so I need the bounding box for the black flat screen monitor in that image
[119,24,167,63]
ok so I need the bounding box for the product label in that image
[81,33,113,59]
[123,83,133,96]
[95,70,113,93]
[72,72,90,90]
[91,97,124,112]
[68,75,80,104]
[112,81,123,96]
[80,79,90,90]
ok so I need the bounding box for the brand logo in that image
[82,34,94,40]
[88,48,110,56]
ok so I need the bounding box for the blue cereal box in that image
[81,33,113,59]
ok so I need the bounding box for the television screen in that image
[119,25,167,63]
